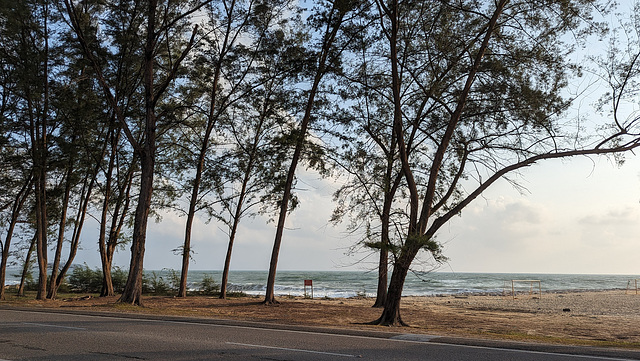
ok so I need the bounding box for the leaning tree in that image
[336,0,640,326]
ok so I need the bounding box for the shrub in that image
[200,274,219,295]
[144,270,179,296]
[165,268,180,294]
[111,267,128,293]
[68,264,102,293]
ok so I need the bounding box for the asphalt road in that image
[1,308,639,361]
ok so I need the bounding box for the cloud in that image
[578,207,639,226]
[454,197,547,245]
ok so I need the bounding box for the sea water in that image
[184,271,640,298]
[4,268,638,298]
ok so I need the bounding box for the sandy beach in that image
[4,289,640,348]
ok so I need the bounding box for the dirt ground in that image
[3,290,640,348]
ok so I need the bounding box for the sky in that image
[68,150,640,276]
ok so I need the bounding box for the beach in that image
[4,289,640,347]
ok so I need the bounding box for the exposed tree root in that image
[261,297,280,305]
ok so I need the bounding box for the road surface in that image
[0,308,638,360]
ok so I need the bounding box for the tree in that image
[97,122,136,297]
[0,175,33,300]
[263,0,363,304]
[0,13,36,299]
[215,4,308,298]
[173,0,262,298]
[16,234,37,297]
[60,0,141,297]
[334,0,640,326]
[0,0,58,300]
[62,0,206,305]
[46,118,107,299]
[330,23,405,307]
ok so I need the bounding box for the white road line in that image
[226,342,359,358]
[22,322,86,330]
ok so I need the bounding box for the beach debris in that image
[63,295,93,302]
[563,308,571,312]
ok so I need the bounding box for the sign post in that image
[304,279,313,299]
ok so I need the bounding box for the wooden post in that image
[510,280,541,299]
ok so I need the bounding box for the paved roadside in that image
[2,305,639,360]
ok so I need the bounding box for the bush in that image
[166,268,180,294]
[111,267,128,293]
[68,264,102,293]
[200,274,220,296]
[23,273,38,292]
[67,264,130,294]
[143,270,180,296]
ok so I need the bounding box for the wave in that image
[3,269,639,298]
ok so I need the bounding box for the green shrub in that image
[200,274,220,295]
[111,267,127,293]
[144,271,177,296]
[165,268,180,294]
[23,273,38,292]
[68,264,102,293]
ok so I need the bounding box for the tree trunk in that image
[101,254,114,296]
[264,5,347,305]
[0,175,32,300]
[17,234,37,297]
[35,0,51,301]
[47,163,74,299]
[120,25,158,302]
[118,147,154,305]
[179,199,196,297]
[0,221,21,301]
[99,124,118,296]
[371,254,411,326]
[373,163,398,308]
[102,169,133,296]
[220,196,243,299]
[119,0,159,305]
[0,236,12,300]
[180,118,217,297]
[52,166,99,299]
[264,93,318,304]
[220,146,258,299]
[179,2,233,296]
[372,243,388,308]
[34,178,47,300]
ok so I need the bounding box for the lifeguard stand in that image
[304,279,313,299]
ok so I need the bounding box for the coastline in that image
[3,289,640,348]
[6,269,639,298]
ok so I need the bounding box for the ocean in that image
[4,269,638,298]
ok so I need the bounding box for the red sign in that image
[304,279,313,286]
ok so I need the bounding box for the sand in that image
[3,289,640,348]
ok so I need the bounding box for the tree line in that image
[1,0,639,326]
